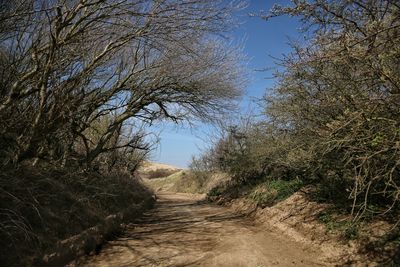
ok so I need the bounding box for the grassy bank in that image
[0,166,153,266]
[207,176,303,205]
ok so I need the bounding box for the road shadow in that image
[76,194,248,266]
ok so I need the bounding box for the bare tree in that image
[0,0,246,167]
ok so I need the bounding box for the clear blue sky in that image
[150,1,301,168]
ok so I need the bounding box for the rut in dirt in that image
[73,193,328,267]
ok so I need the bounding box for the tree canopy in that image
[0,0,246,168]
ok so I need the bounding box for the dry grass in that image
[0,166,153,267]
[137,162,181,179]
[145,170,230,194]
[140,168,181,179]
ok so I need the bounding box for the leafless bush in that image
[0,0,246,168]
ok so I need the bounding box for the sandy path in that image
[74,193,328,267]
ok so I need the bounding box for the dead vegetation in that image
[0,1,245,265]
[0,0,245,169]
[0,166,153,266]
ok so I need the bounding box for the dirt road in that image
[75,193,328,267]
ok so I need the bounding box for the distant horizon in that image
[143,160,186,170]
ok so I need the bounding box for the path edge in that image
[33,195,156,267]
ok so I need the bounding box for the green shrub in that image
[208,185,226,197]
[249,179,303,206]
[200,0,400,224]
[318,211,360,240]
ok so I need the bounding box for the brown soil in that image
[72,193,333,267]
